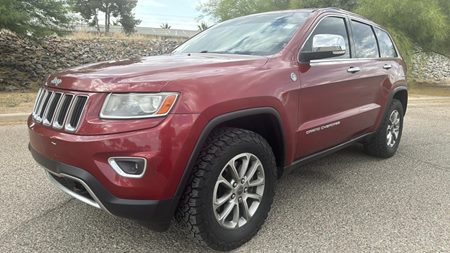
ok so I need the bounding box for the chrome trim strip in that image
[108,157,148,178]
[45,169,111,214]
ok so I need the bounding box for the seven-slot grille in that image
[32,88,88,132]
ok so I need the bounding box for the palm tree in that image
[160,23,171,29]
[198,22,209,31]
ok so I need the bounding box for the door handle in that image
[347,67,361,73]
[383,64,392,70]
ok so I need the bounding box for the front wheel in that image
[176,128,277,251]
[364,99,404,158]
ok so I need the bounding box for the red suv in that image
[29,8,407,251]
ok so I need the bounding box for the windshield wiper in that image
[199,50,229,54]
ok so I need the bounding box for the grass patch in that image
[0,81,449,115]
[0,92,36,114]
[66,31,152,41]
[409,80,450,97]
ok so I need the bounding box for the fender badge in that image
[50,77,62,86]
[290,72,298,82]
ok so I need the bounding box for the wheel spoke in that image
[245,160,260,182]
[393,129,399,139]
[217,175,233,189]
[248,177,265,187]
[245,193,262,202]
[238,154,250,178]
[219,202,235,222]
[387,132,393,146]
[232,203,240,227]
[241,200,251,220]
[214,192,232,208]
[228,162,240,181]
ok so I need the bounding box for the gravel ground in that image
[0,97,449,252]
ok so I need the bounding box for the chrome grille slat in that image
[32,88,44,117]
[43,92,62,126]
[32,88,88,132]
[53,94,74,129]
[65,95,88,132]
[41,92,56,124]
[36,90,52,122]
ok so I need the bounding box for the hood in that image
[46,54,269,92]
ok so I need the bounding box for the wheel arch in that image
[392,87,408,114]
[174,107,286,200]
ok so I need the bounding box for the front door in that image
[295,16,383,158]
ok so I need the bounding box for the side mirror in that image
[300,34,346,63]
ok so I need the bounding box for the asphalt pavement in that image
[0,96,449,252]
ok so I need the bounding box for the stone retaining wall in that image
[0,30,179,91]
[1,30,449,91]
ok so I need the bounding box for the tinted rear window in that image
[351,21,379,58]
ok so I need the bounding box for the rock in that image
[0,30,181,90]
[2,30,447,91]
[411,48,450,84]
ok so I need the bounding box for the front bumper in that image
[30,146,175,231]
[27,113,199,200]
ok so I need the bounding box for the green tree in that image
[200,0,450,65]
[72,0,140,33]
[199,0,290,21]
[119,12,141,34]
[355,0,449,58]
[289,0,357,10]
[0,0,72,37]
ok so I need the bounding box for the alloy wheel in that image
[386,110,401,148]
[212,153,265,229]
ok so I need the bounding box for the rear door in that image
[295,16,385,158]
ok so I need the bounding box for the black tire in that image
[364,99,404,158]
[175,127,277,251]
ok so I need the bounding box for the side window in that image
[375,28,397,58]
[351,21,379,58]
[302,17,350,59]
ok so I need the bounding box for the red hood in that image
[45,54,269,92]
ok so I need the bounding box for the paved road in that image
[1,97,449,252]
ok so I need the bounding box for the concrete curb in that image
[0,113,29,123]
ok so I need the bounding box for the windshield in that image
[173,11,312,56]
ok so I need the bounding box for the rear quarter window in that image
[375,28,398,58]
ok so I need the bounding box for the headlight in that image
[100,93,178,119]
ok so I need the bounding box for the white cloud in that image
[140,0,167,8]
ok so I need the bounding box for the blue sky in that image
[134,0,210,30]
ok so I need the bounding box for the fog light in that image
[108,157,147,178]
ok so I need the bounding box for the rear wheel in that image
[364,99,404,158]
[176,128,276,251]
